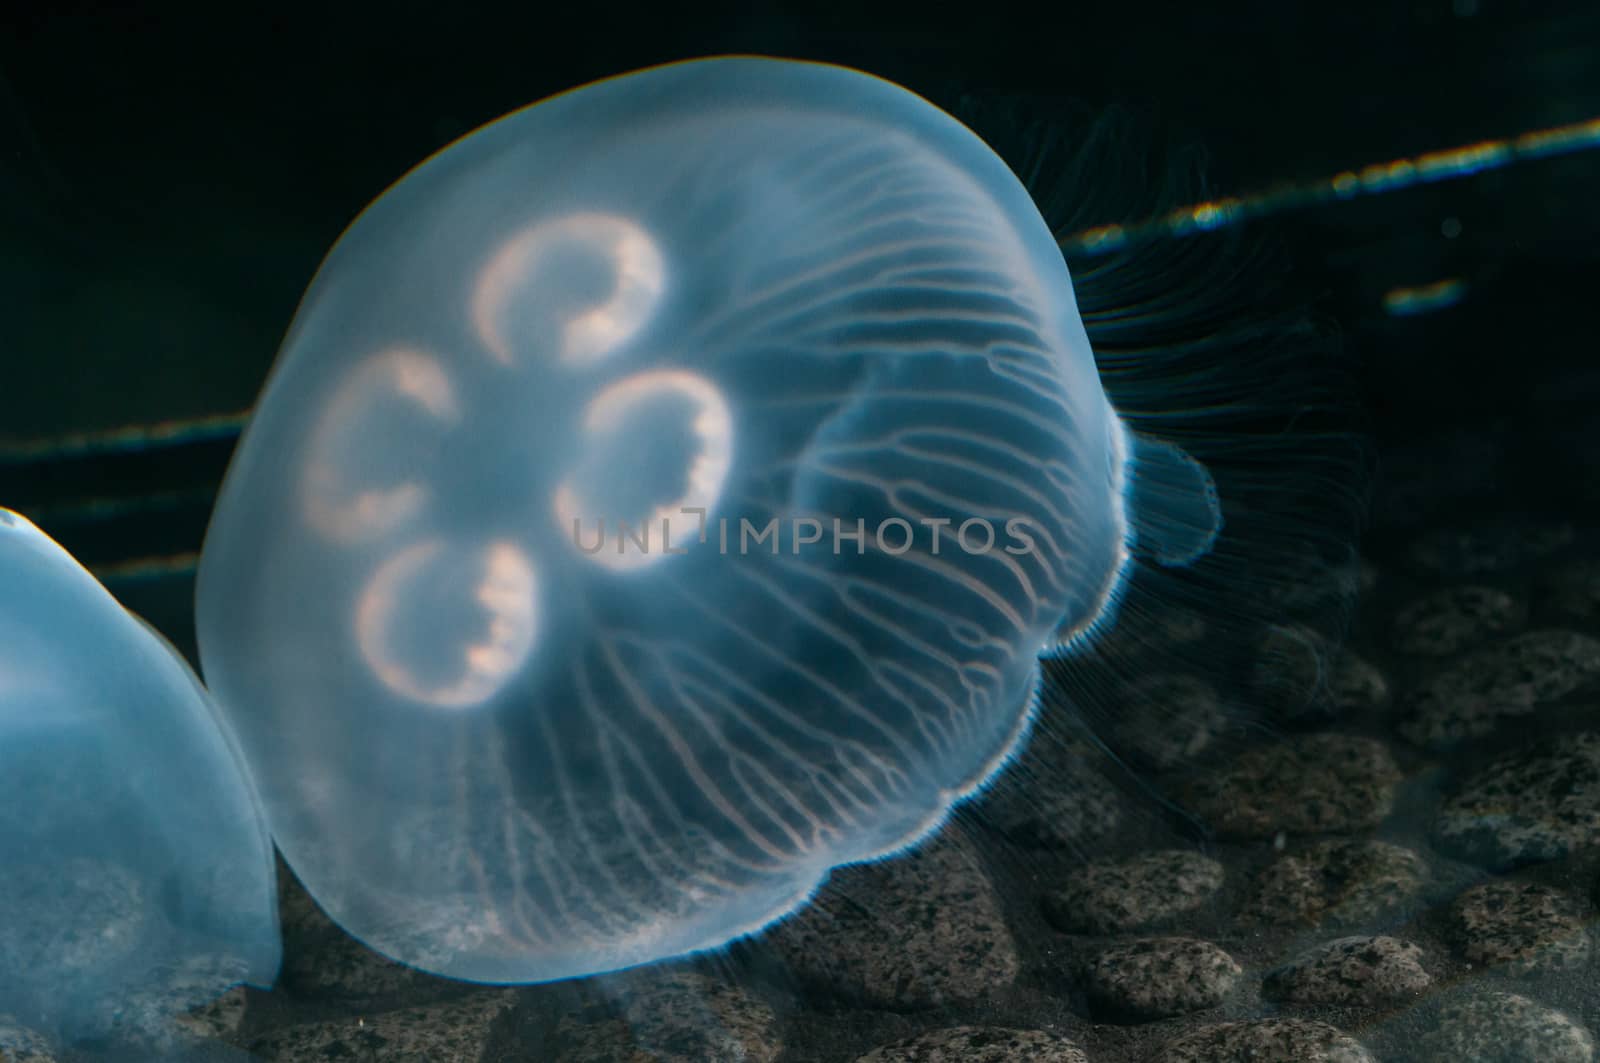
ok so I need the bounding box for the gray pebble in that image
[1412,990,1594,1063]
[1042,850,1224,934]
[977,750,1126,850]
[1261,935,1430,1005]
[1090,597,1209,657]
[1330,650,1390,714]
[1400,630,1600,747]
[174,985,248,1042]
[1177,734,1401,839]
[1435,732,1600,867]
[548,970,780,1062]
[1106,674,1228,770]
[110,955,257,1054]
[0,858,145,978]
[1081,937,1240,1020]
[0,1020,58,1063]
[770,836,1018,1008]
[1243,839,1428,927]
[1270,548,1365,614]
[854,1025,1087,1063]
[1447,880,1591,976]
[1250,624,1335,718]
[1251,628,1390,721]
[1149,604,1211,645]
[277,867,444,1003]
[253,990,515,1062]
[1391,585,1525,656]
[1150,1017,1374,1062]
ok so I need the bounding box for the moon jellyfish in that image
[0,508,280,1056]
[195,56,1226,984]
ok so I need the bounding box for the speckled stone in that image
[272,864,438,1005]
[87,953,257,1057]
[276,865,443,1003]
[0,859,145,977]
[546,970,781,1063]
[1148,604,1210,645]
[1105,674,1228,771]
[1543,559,1600,621]
[1391,585,1525,656]
[1261,935,1430,1005]
[770,836,1018,1008]
[1042,850,1224,934]
[1409,518,1574,575]
[1243,839,1428,927]
[1447,880,1591,976]
[1270,548,1365,614]
[1151,1018,1374,1062]
[1412,990,1595,1063]
[976,750,1126,850]
[1250,629,1389,721]
[1090,592,1210,657]
[1177,734,1401,840]
[1331,650,1390,714]
[0,1020,58,1063]
[253,990,515,1062]
[175,985,248,1042]
[853,1025,1087,1063]
[1400,630,1600,747]
[1434,732,1600,867]
[1250,624,1334,718]
[1081,937,1240,1020]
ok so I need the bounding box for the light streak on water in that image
[1059,114,1600,255]
[1383,278,1468,317]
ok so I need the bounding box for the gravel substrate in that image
[26,419,1600,1063]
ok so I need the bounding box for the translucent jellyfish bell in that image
[0,509,280,1054]
[195,56,1220,984]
